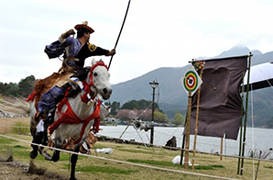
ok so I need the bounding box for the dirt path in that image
[0,160,68,180]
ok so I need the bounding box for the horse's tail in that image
[0,98,30,115]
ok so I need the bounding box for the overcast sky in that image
[1,0,273,84]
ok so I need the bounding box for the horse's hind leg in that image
[70,145,80,180]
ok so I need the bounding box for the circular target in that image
[183,71,198,92]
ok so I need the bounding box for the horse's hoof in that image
[45,155,52,161]
[51,155,60,162]
[70,177,77,180]
[30,150,37,159]
[43,152,52,161]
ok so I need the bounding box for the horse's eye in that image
[94,72,98,76]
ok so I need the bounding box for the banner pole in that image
[192,68,203,169]
[184,91,192,169]
[240,52,253,175]
[237,71,246,174]
[180,114,187,165]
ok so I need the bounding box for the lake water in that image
[97,125,273,159]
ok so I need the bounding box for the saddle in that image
[33,71,73,112]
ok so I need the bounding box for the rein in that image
[81,61,109,103]
[89,61,109,86]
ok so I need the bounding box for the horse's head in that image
[87,60,112,100]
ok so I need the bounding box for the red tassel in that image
[26,91,36,102]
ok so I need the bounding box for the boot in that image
[61,29,75,39]
[38,85,65,124]
[40,82,81,125]
[43,107,57,125]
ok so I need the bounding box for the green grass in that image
[127,159,225,170]
[264,165,273,169]
[128,159,174,166]
[1,134,273,180]
[0,136,17,144]
[10,122,29,135]
[193,164,224,170]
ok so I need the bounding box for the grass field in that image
[0,117,273,180]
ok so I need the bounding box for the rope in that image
[250,83,256,178]
[256,64,273,89]
[0,133,237,180]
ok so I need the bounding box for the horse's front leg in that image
[30,121,44,159]
[39,123,52,160]
[70,145,81,180]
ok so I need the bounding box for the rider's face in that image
[84,32,91,42]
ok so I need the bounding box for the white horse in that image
[0,60,112,180]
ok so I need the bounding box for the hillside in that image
[110,45,273,126]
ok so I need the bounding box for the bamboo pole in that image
[240,52,252,175]
[184,91,192,169]
[180,114,187,165]
[192,69,203,170]
[237,72,245,174]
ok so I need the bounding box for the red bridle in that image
[89,61,109,86]
[81,61,109,103]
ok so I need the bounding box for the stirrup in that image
[43,107,56,125]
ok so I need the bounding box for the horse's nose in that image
[103,88,112,95]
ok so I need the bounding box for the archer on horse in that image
[39,21,116,125]
[30,21,115,159]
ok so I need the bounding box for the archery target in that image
[180,64,202,96]
[184,71,198,92]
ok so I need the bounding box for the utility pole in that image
[149,80,159,144]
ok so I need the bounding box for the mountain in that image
[110,45,273,124]
[111,67,189,117]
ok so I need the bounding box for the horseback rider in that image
[39,21,116,125]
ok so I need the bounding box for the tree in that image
[173,111,185,126]
[154,110,168,123]
[18,75,36,98]
[121,99,161,112]
[138,109,152,121]
[105,101,120,116]
[7,83,19,97]
[0,83,9,96]
[116,109,135,120]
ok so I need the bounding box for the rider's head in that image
[75,21,94,39]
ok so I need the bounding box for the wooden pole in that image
[237,71,246,174]
[220,136,223,161]
[240,52,252,175]
[180,114,187,165]
[184,91,192,169]
[192,69,203,170]
[108,0,131,69]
